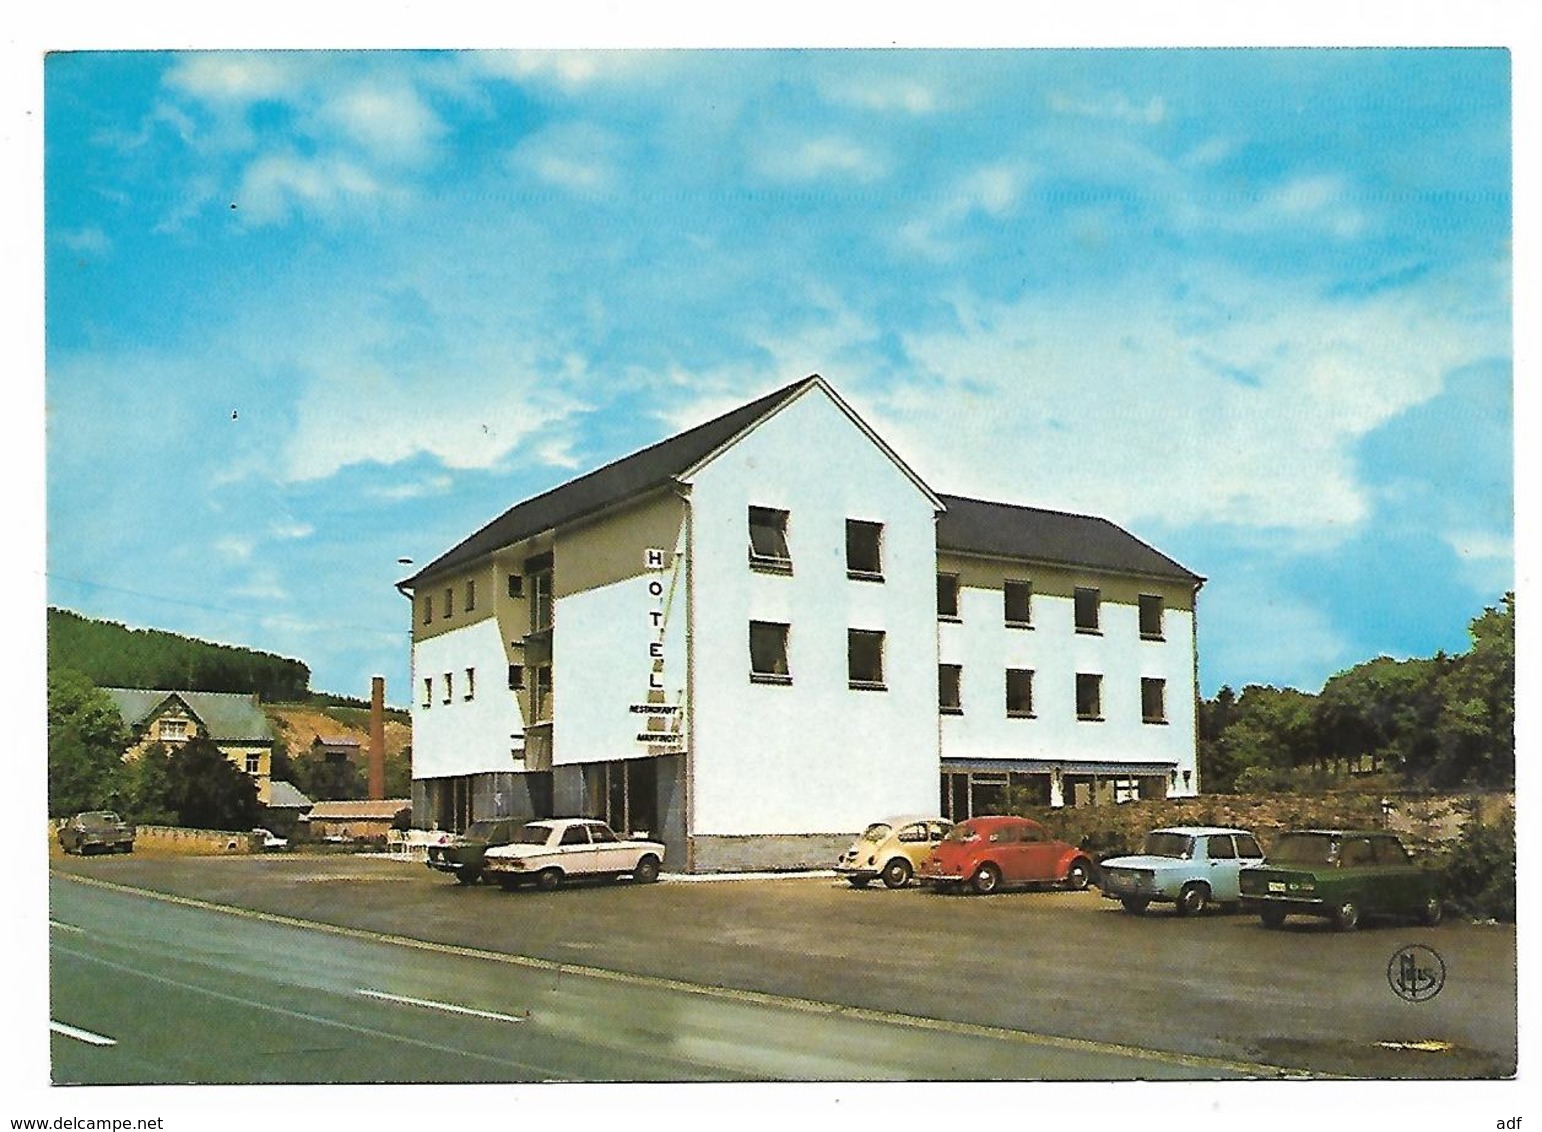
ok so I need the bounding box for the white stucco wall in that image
[939,585,1197,788]
[684,386,942,834]
[552,535,690,765]
[410,618,528,779]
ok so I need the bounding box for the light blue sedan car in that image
[1098,826,1266,916]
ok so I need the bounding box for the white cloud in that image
[164,54,306,104]
[1048,90,1167,125]
[897,162,1032,258]
[236,152,387,224]
[511,122,624,194]
[317,81,444,165]
[215,536,256,561]
[58,227,111,256]
[758,134,890,184]
[269,521,314,540]
[888,267,1502,534]
[821,76,939,115]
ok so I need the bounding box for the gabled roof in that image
[265,780,315,810]
[402,377,818,588]
[401,375,941,588]
[935,494,1202,584]
[105,688,277,742]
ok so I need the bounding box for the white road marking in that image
[49,920,84,934]
[356,988,527,1024]
[50,1021,116,1046]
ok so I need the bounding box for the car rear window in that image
[861,823,893,842]
[514,824,555,845]
[1270,832,1336,866]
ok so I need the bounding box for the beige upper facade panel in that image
[936,550,1196,612]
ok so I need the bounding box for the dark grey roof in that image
[265,780,314,810]
[402,376,818,587]
[935,494,1201,584]
[105,688,277,742]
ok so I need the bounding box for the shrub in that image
[1441,805,1515,922]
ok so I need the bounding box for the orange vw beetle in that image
[917,815,1093,895]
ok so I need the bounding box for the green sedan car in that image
[1239,829,1443,931]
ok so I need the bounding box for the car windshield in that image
[465,821,504,839]
[861,823,893,842]
[1141,832,1195,859]
[1270,832,1337,866]
[942,823,980,843]
[513,824,555,846]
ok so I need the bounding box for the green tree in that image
[1427,593,1514,787]
[163,737,261,830]
[384,746,413,798]
[119,741,177,826]
[47,669,129,817]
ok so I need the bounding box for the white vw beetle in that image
[481,818,666,891]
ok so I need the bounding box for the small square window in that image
[845,520,883,579]
[750,621,792,683]
[508,573,524,598]
[1139,594,1164,639]
[1076,673,1103,721]
[508,665,524,690]
[245,753,261,775]
[748,507,792,573]
[1074,587,1101,633]
[1142,677,1167,724]
[1004,580,1032,626]
[848,629,886,689]
[938,663,962,713]
[937,573,961,620]
[1006,669,1035,718]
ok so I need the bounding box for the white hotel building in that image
[400,376,1203,871]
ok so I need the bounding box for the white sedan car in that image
[481,818,665,891]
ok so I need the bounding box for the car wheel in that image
[455,869,480,886]
[1063,858,1092,891]
[633,855,661,884]
[1120,897,1150,915]
[535,867,563,892]
[1175,883,1210,917]
[1420,896,1443,927]
[971,863,1002,895]
[880,858,913,889]
[1332,900,1361,931]
[1260,907,1287,929]
[846,876,872,888]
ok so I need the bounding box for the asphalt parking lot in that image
[49,851,1517,1079]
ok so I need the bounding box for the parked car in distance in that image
[425,818,522,885]
[252,827,289,852]
[1238,829,1443,931]
[58,811,135,855]
[481,818,665,891]
[836,815,952,889]
[1098,826,1266,916]
[915,815,1092,895]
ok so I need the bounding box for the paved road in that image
[47,853,1517,1082]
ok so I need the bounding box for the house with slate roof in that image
[106,688,281,804]
[397,375,1204,871]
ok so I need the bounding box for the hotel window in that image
[529,570,553,633]
[848,630,886,690]
[845,519,884,580]
[1004,580,1032,626]
[442,672,453,705]
[444,587,454,619]
[508,573,524,598]
[937,573,961,620]
[938,664,963,714]
[1139,594,1164,640]
[158,718,188,742]
[245,753,261,775]
[749,621,792,684]
[532,666,553,721]
[421,677,432,708]
[508,665,524,690]
[1076,673,1104,721]
[1006,669,1035,718]
[465,578,477,613]
[748,506,792,573]
[421,595,433,625]
[1074,587,1101,633]
[464,667,476,701]
[1142,677,1167,724]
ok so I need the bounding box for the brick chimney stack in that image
[369,676,386,800]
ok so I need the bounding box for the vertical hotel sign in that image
[631,547,685,753]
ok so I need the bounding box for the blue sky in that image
[42,47,1512,704]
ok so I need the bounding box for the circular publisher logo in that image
[1388,944,1446,1002]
